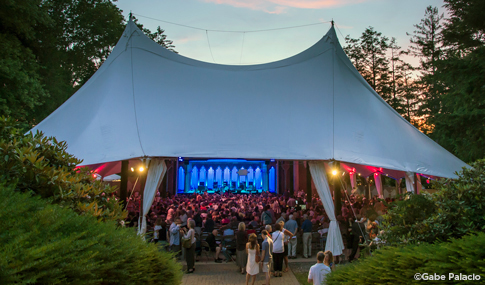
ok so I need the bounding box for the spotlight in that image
[131,167,134,172]
[332,170,338,176]
[139,167,144,172]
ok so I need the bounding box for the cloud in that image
[201,0,367,13]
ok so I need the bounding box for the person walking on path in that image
[245,233,260,285]
[308,251,331,285]
[182,219,196,274]
[272,223,294,277]
[260,230,273,285]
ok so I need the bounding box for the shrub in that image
[326,232,485,284]
[0,117,124,222]
[382,159,485,245]
[0,183,183,284]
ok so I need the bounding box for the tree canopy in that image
[0,0,176,129]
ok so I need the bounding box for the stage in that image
[177,159,277,194]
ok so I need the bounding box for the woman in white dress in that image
[245,233,260,285]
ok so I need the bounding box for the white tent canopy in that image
[30,19,467,178]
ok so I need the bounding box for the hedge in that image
[326,232,485,284]
[0,184,182,284]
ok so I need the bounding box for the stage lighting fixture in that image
[139,166,144,172]
[131,167,134,172]
[332,170,338,176]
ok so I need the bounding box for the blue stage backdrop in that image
[177,159,276,194]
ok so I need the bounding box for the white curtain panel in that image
[374,173,384,198]
[309,161,344,256]
[405,171,415,193]
[138,158,167,235]
[349,171,357,191]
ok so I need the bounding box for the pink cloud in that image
[201,0,367,13]
[268,0,367,9]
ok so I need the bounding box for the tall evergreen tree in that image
[344,27,393,108]
[428,0,485,162]
[407,6,444,132]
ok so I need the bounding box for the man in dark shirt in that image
[204,214,215,233]
[301,214,313,258]
[349,215,366,262]
[206,229,223,263]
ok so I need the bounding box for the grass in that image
[293,271,312,285]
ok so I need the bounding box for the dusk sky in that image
[115,0,446,66]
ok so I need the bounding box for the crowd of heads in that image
[125,188,392,244]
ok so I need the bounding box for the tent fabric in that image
[374,173,383,198]
[309,161,344,256]
[30,19,467,178]
[138,158,167,235]
[405,172,415,193]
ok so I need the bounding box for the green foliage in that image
[0,183,183,284]
[0,117,125,222]
[382,159,485,245]
[0,1,176,127]
[326,232,485,284]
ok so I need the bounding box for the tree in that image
[407,6,445,133]
[0,117,125,222]
[345,27,391,99]
[381,159,485,245]
[427,0,485,162]
[0,1,50,127]
[0,1,177,128]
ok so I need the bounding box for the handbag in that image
[182,230,193,248]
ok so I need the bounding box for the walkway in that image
[181,260,302,285]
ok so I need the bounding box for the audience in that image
[124,189,390,279]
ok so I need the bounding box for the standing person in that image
[349,215,366,262]
[236,222,248,274]
[260,230,273,285]
[182,219,196,274]
[275,213,286,225]
[279,221,290,273]
[272,223,294,277]
[169,218,182,255]
[153,218,163,244]
[301,214,313,258]
[261,205,273,226]
[245,233,260,285]
[323,250,336,271]
[307,251,331,285]
[285,215,298,259]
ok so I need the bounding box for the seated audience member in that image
[206,229,224,263]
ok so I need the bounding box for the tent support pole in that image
[333,161,342,217]
[120,160,129,208]
[139,159,148,224]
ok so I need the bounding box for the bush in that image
[382,159,485,245]
[0,184,183,284]
[0,117,124,222]
[326,232,485,284]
